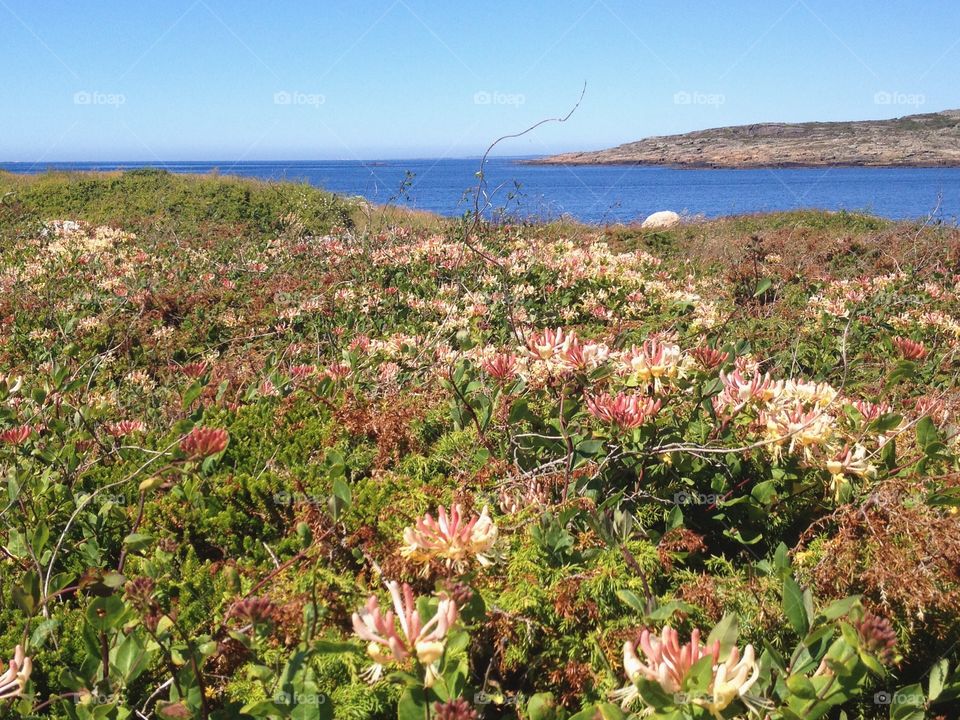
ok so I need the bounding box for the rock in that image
[641,210,681,229]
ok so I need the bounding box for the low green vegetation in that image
[0,172,958,720]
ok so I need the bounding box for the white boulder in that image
[640,210,681,229]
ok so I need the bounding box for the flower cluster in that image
[613,626,759,718]
[179,427,229,458]
[585,392,662,429]
[0,645,32,699]
[352,581,459,685]
[401,504,498,573]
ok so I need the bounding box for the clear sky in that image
[2,0,958,161]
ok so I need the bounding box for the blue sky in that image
[1,0,958,161]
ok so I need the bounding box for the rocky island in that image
[534,109,960,168]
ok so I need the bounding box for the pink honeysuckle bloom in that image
[0,426,33,446]
[718,369,775,408]
[697,643,761,718]
[585,392,662,430]
[892,336,927,360]
[524,327,579,362]
[179,427,229,459]
[612,627,719,707]
[401,505,498,573]
[481,352,519,382]
[619,339,685,391]
[105,420,146,438]
[691,346,729,370]
[852,399,892,423]
[349,335,371,353]
[0,645,32,699]
[289,364,318,381]
[352,581,459,685]
[612,627,759,718]
[324,362,352,381]
[177,361,209,378]
[561,341,610,372]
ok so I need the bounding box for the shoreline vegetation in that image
[531,109,960,168]
[1,169,959,719]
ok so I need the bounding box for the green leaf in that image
[29,618,59,648]
[397,687,428,720]
[890,683,925,720]
[819,595,859,621]
[85,595,126,631]
[928,658,948,702]
[616,589,647,613]
[754,277,773,297]
[181,381,204,409]
[773,542,790,572]
[706,613,739,656]
[646,600,698,621]
[916,416,938,450]
[783,576,809,635]
[328,477,352,521]
[869,413,903,434]
[123,533,154,552]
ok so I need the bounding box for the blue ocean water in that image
[2,158,959,224]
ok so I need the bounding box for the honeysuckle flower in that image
[762,403,835,460]
[324,362,352,381]
[105,420,146,438]
[0,426,33,446]
[561,340,610,372]
[612,627,759,719]
[612,627,718,706]
[177,361,209,378]
[481,352,519,382]
[780,380,837,408]
[718,369,775,409]
[695,643,760,718]
[401,504,497,573]
[619,339,685,392]
[893,336,927,360]
[691,346,729,370]
[352,581,458,685]
[825,443,875,480]
[179,427,229,459]
[852,399,892,424]
[855,611,897,664]
[289,364,317,381]
[585,392,662,429]
[0,645,32,699]
[523,327,578,362]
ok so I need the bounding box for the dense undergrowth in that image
[0,171,959,719]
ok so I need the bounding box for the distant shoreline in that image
[533,109,960,169]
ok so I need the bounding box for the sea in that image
[2,158,959,225]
